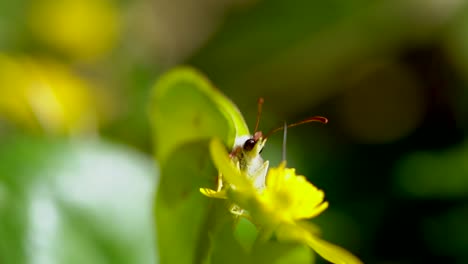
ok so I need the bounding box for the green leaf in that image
[251,241,314,264]
[207,207,249,264]
[150,66,316,264]
[150,67,250,264]
[150,66,249,164]
[233,219,314,263]
[154,141,216,264]
[209,215,314,264]
[0,136,157,264]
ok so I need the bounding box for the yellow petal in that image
[199,188,227,199]
[265,161,287,190]
[276,223,362,264]
[263,162,328,221]
[306,235,363,264]
[294,201,329,220]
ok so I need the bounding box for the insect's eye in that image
[243,138,256,151]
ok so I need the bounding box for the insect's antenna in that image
[282,121,287,161]
[264,116,328,139]
[254,97,264,133]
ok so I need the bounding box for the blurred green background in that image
[1,0,468,263]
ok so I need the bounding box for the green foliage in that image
[2,0,468,263]
[395,142,468,198]
[150,67,313,264]
[0,136,157,264]
[150,67,248,264]
[150,67,249,162]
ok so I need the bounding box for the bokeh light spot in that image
[28,0,120,61]
[338,62,426,143]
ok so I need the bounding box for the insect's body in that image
[213,132,269,215]
[210,135,268,207]
[230,132,269,190]
[205,97,327,207]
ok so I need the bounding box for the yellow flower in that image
[201,138,363,264]
[260,162,328,224]
[28,0,120,61]
[0,54,101,135]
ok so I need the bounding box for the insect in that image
[215,98,328,194]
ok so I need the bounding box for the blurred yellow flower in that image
[202,138,362,264]
[0,54,100,135]
[28,0,120,61]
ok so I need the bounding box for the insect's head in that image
[230,97,328,160]
[238,98,267,158]
[241,131,266,158]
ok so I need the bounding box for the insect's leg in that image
[229,204,252,220]
[229,146,241,158]
[229,204,244,216]
[216,172,223,192]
